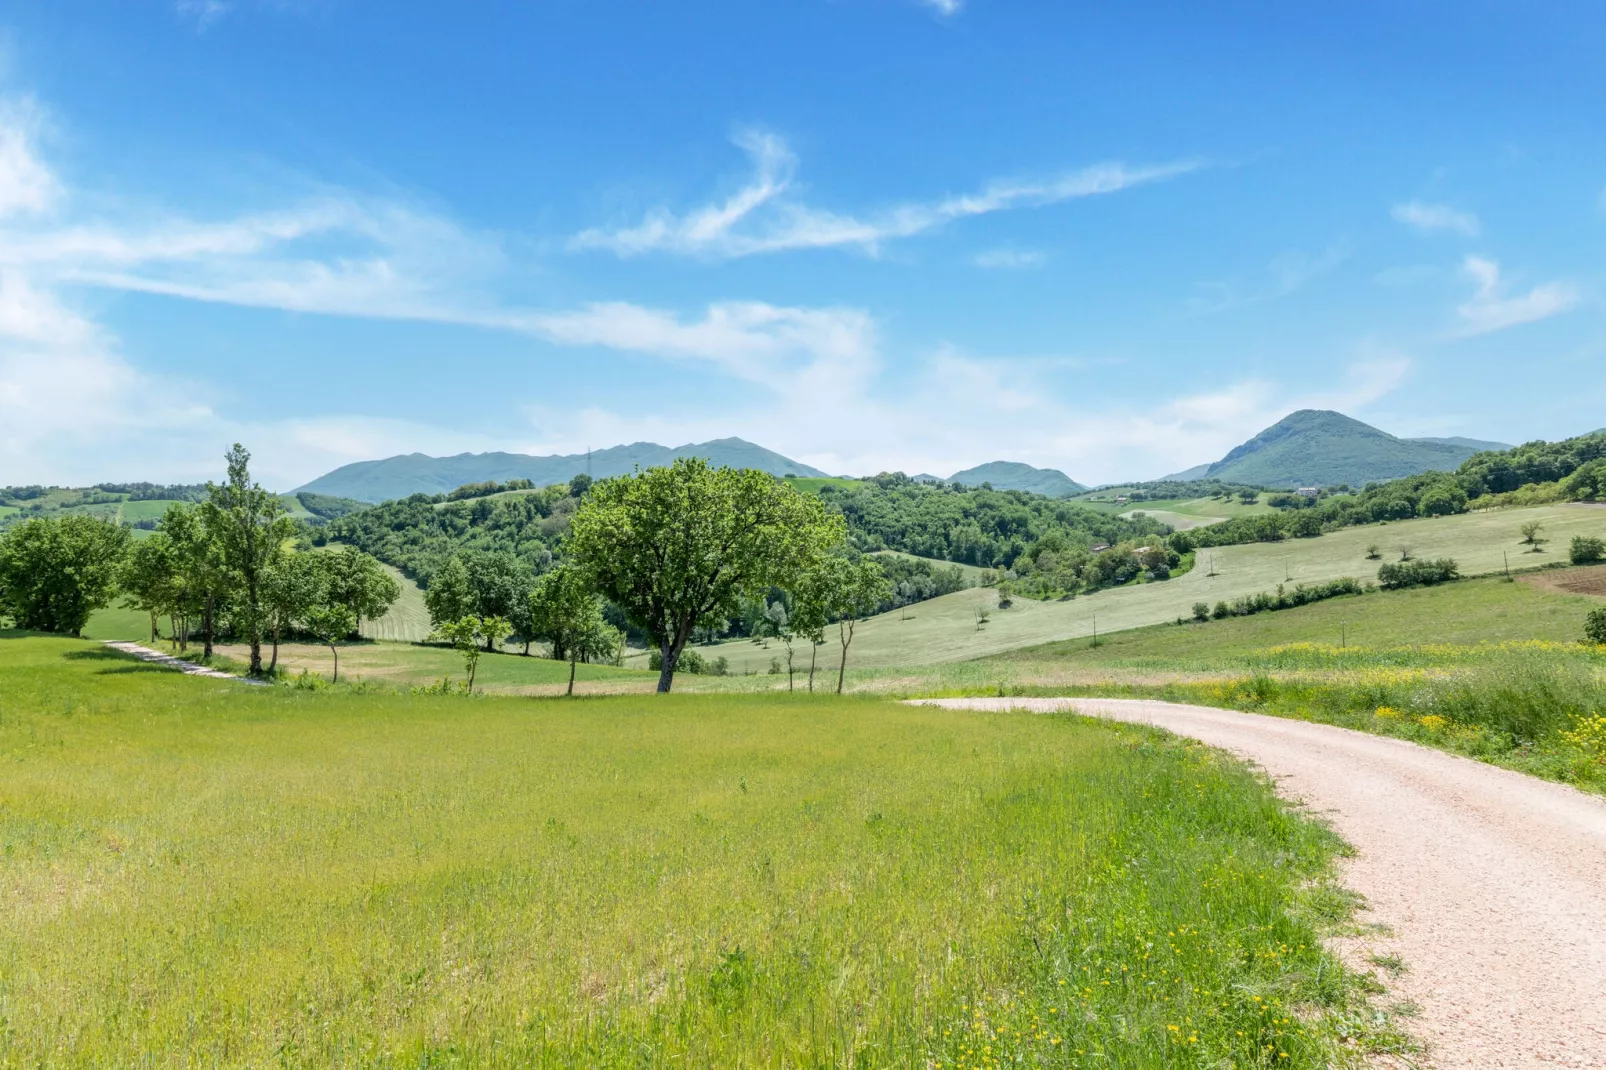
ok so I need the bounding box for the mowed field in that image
[360,563,432,642]
[0,633,1390,1066]
[701,503,1606,674]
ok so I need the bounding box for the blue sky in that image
[1,1,1602,489]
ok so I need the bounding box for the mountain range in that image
[296,411,1514,504]
[297,438,829,502]
[1164,410,1510,487]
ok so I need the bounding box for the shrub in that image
[1212,601,1230,620]
[1570,535,1606,565]
[1192,601,1210,622]
[648,648,709,674]
[1377,558,1459,590]
[1586,608,1606,647]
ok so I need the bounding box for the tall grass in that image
[1153,642,1606,790]
[0,633,1399,1067]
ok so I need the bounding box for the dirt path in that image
[102,641,266,684]
[915,697,1606,1069]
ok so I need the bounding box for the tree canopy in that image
[567,458,846,692]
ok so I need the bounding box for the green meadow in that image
[0,633,1399,1067]
[693,502,1606,674]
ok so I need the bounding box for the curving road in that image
[915,697,1606,1069]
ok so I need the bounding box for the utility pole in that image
[1091,613,1098,649]
[1341,620,1346,649]
[1504,551,1510,579]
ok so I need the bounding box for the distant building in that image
[1114,495,1130,504]
[1297,486,1320,498]
[1090,542,1111,554]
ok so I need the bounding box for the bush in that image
[648,648,709,674]
[1192,601,1210,622]
[1586,608,1606,647]
[1570,535,1606,565]
[1377,558,1459,590]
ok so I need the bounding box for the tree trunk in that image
[202,596,215,659]
[468,656,478,692]
[836,620,855,695]
[148,610,158,645]
[523,638,531,656]
[249,633,263,676]
[808,644,818,692]
[269,621,281,674]
[329,642,339,683]
[568,654,577,696]
[656,638,679,693]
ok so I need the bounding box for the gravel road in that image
[915,697,1606,1068]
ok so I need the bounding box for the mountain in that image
[297,438,830,503]
[1165,410,1512,488]
[946,461,1087,497]
[1409,436,1511,453]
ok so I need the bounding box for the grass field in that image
[699,503,1606,674]
[868,548,990,584]
[0,632,1399,1066]
[360,563,433,642]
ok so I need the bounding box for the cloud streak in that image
[1455,255,1577,336]
[570,129,1201,259]
[1392,200,1480,236]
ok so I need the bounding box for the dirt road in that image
[916,697,1606,1068]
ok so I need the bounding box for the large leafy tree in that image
[261,552,325,673]
[567,458,846,692]
[424,556,473,629]
[528,564,616,695]
[157,503,224,653]
[120,531,179,643]
[321,547,401,638]
[0,515,130,635]
[201,444,296,675]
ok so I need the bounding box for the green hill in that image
[297,438,830,503]
[946,461,1086,497]
[1170,410,1509,487]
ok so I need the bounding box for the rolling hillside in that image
[687,502,1606,673]
[1165,410,1509,487]
[946,461,1087,497]
[297,438,829,502]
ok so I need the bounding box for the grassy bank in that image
[0,633,1401,1066]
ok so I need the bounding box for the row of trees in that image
[0,446,399,679]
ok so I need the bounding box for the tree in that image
[1519,519,1547,550]
[120,532,178,643]
[200,444,296,675]
[1571,536,1606,566]
[424,556,473,629]
[1562,459,1605,502]
[463,551,532,650]
[759,599,797,690]
[162,503,228,657]
[1586,607,1606,647]
[261,552,324,674]
[0,515,130,635]
[825,555,893,694]
[566,459,845,693]
[527,565,613,695]
[321,548,400,638]
[431,615,511,692]
[304,602,357,683]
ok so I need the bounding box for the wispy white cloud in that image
[1186,243,1346,315]
[0,98,57,218]
[570,129,1201,259]
[972,248,1048,270]
[1455,255,1578,336]
[175,1,231,30]
[921,0,963,15]
[1392,200,1480,236]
